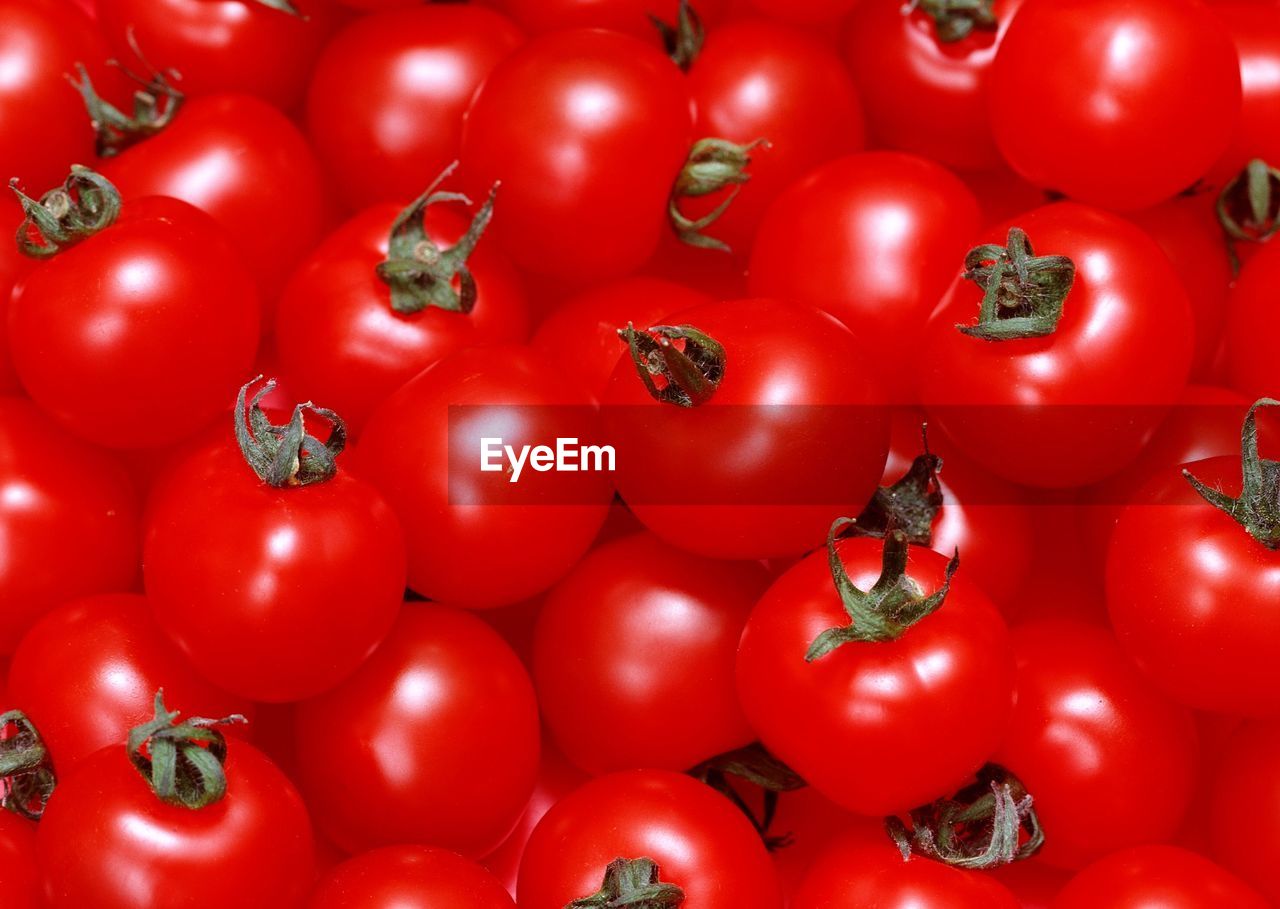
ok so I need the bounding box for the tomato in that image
[0,811,38,907]
[517,770,781,909]
[990,0,1241,210]
[307,6,524,212]
[1052,846,1268,909]
[990,860,1072,909]
[1208,2,1280,184]
[744,0,858,25]
[736,529,1015,815]
[460,29,693,281]
[0,397,139,653]
[678,19,865,255]
[535,531,768,774]
[39,721,315,909]
[477,0,728,40]
[308,846,514,909]
[994,620,1198,870]
[9,175,260,449]
[7,593,252,774]
[144,381,405,702]
[530,277,712,405]
[0,0,116,193]
[1206,720,1280,904]
[95,0,343,112]
[842,0,1026,172]
[1106,404,1280,715]
[791,825,1021,909]
[1005,500,1108,625]
[920,203,1194,488]
[602,298,889,560]
[294,606,539,858]
[277,185,529,434]
[99,93,327,305]
[1225,239,1280,396]
[748,152,980,360]
[357,346,612,608]
[767,786,857,900]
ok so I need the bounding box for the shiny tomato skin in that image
[0,811,37,907]
[1225,240,1280,397]
[534,532,769,774]
[460,29,694,281]
[276,203,530,434]
[1208,2,1280,184]
[8,196,260,449]
[8,593,253,774]
[476,0,728,39]
[39,741,315,909]
[100,94,327,305]
[737,537,1015,815]
[530,277,712,405]
[0,398,140,653]
[994,620,1198,870]
[357,346,612,608]
[1106,456,1280,715]
[0,203,32,393]
[307,6,524,211]
[1052,846,1268,909]
[517,770,781,909]
[294,607,540,858]
[1207,720,1280,904]
[791,825,1021,909]
[748,152,981,362]
[683,20,865,255]
[990,0,1241,210]
[842,0,1026,172]
[920,203,1194,488]
[745,0,858,25]
[143,440,406,703]
[602,298,890,561]
[95,0,343,112]
[307,846,514,909]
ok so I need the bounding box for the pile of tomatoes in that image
[3,0,1280,905]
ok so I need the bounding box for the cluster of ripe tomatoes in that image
[2,0,1280,905]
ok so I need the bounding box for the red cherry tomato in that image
[307,6,524,211]
[748,152,981,364]
[477,0,728,40]
[0,398,139,653]
[461,29,693,281]
[1208,2,1280,184]
[1052,845,1268,909]
[920,203,1194,488]
[990,0,1241,210]
[1225,239,1280,397]
[307,846,514,909]
[745,0,858,25]
[994,620,1198,870]
[517,770,781,909]
[534,531,769,774]
[0,811,38,907]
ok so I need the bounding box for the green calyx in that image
[806,519,959,661]
[618,322,726,407]
[668,137,769,253]
[886,764,1044,869]
[0,711,56,820]
[375,162,497,316]
[955,227,1075,341]
[10,165,121,259]
[69,34,184,157]
[1184,397,1280,549]
[1218,158,1280,272]
[566,857,685,909]
[234,376,347,488]
[906,0,998,42]
[127,691,246,810]
[851,425,944,546]
[650,0,705,71]
[689,743,806,850]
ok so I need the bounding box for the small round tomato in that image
[1225,239,1280,396]
[920,203,1193,487]
[1207,720,1280,905]
[8,172,260,449]
[476,0,728,39]
[0,397,139,653]
[737,529,1014,815]
[1053,846,1268,909]
[307,6,524,211]
[990,0,1241,210]
[748,152,980,359]
[745,0,857,25]
[0,811,38,907]
[294,606,540,859]
[1208,2,1280,184]
[461,29,693,281]
[308,846,514,909]
[534,532,769,774]
[517,770,781,909]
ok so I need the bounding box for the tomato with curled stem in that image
[1052,846,1268,909]
[307,846,514,909]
